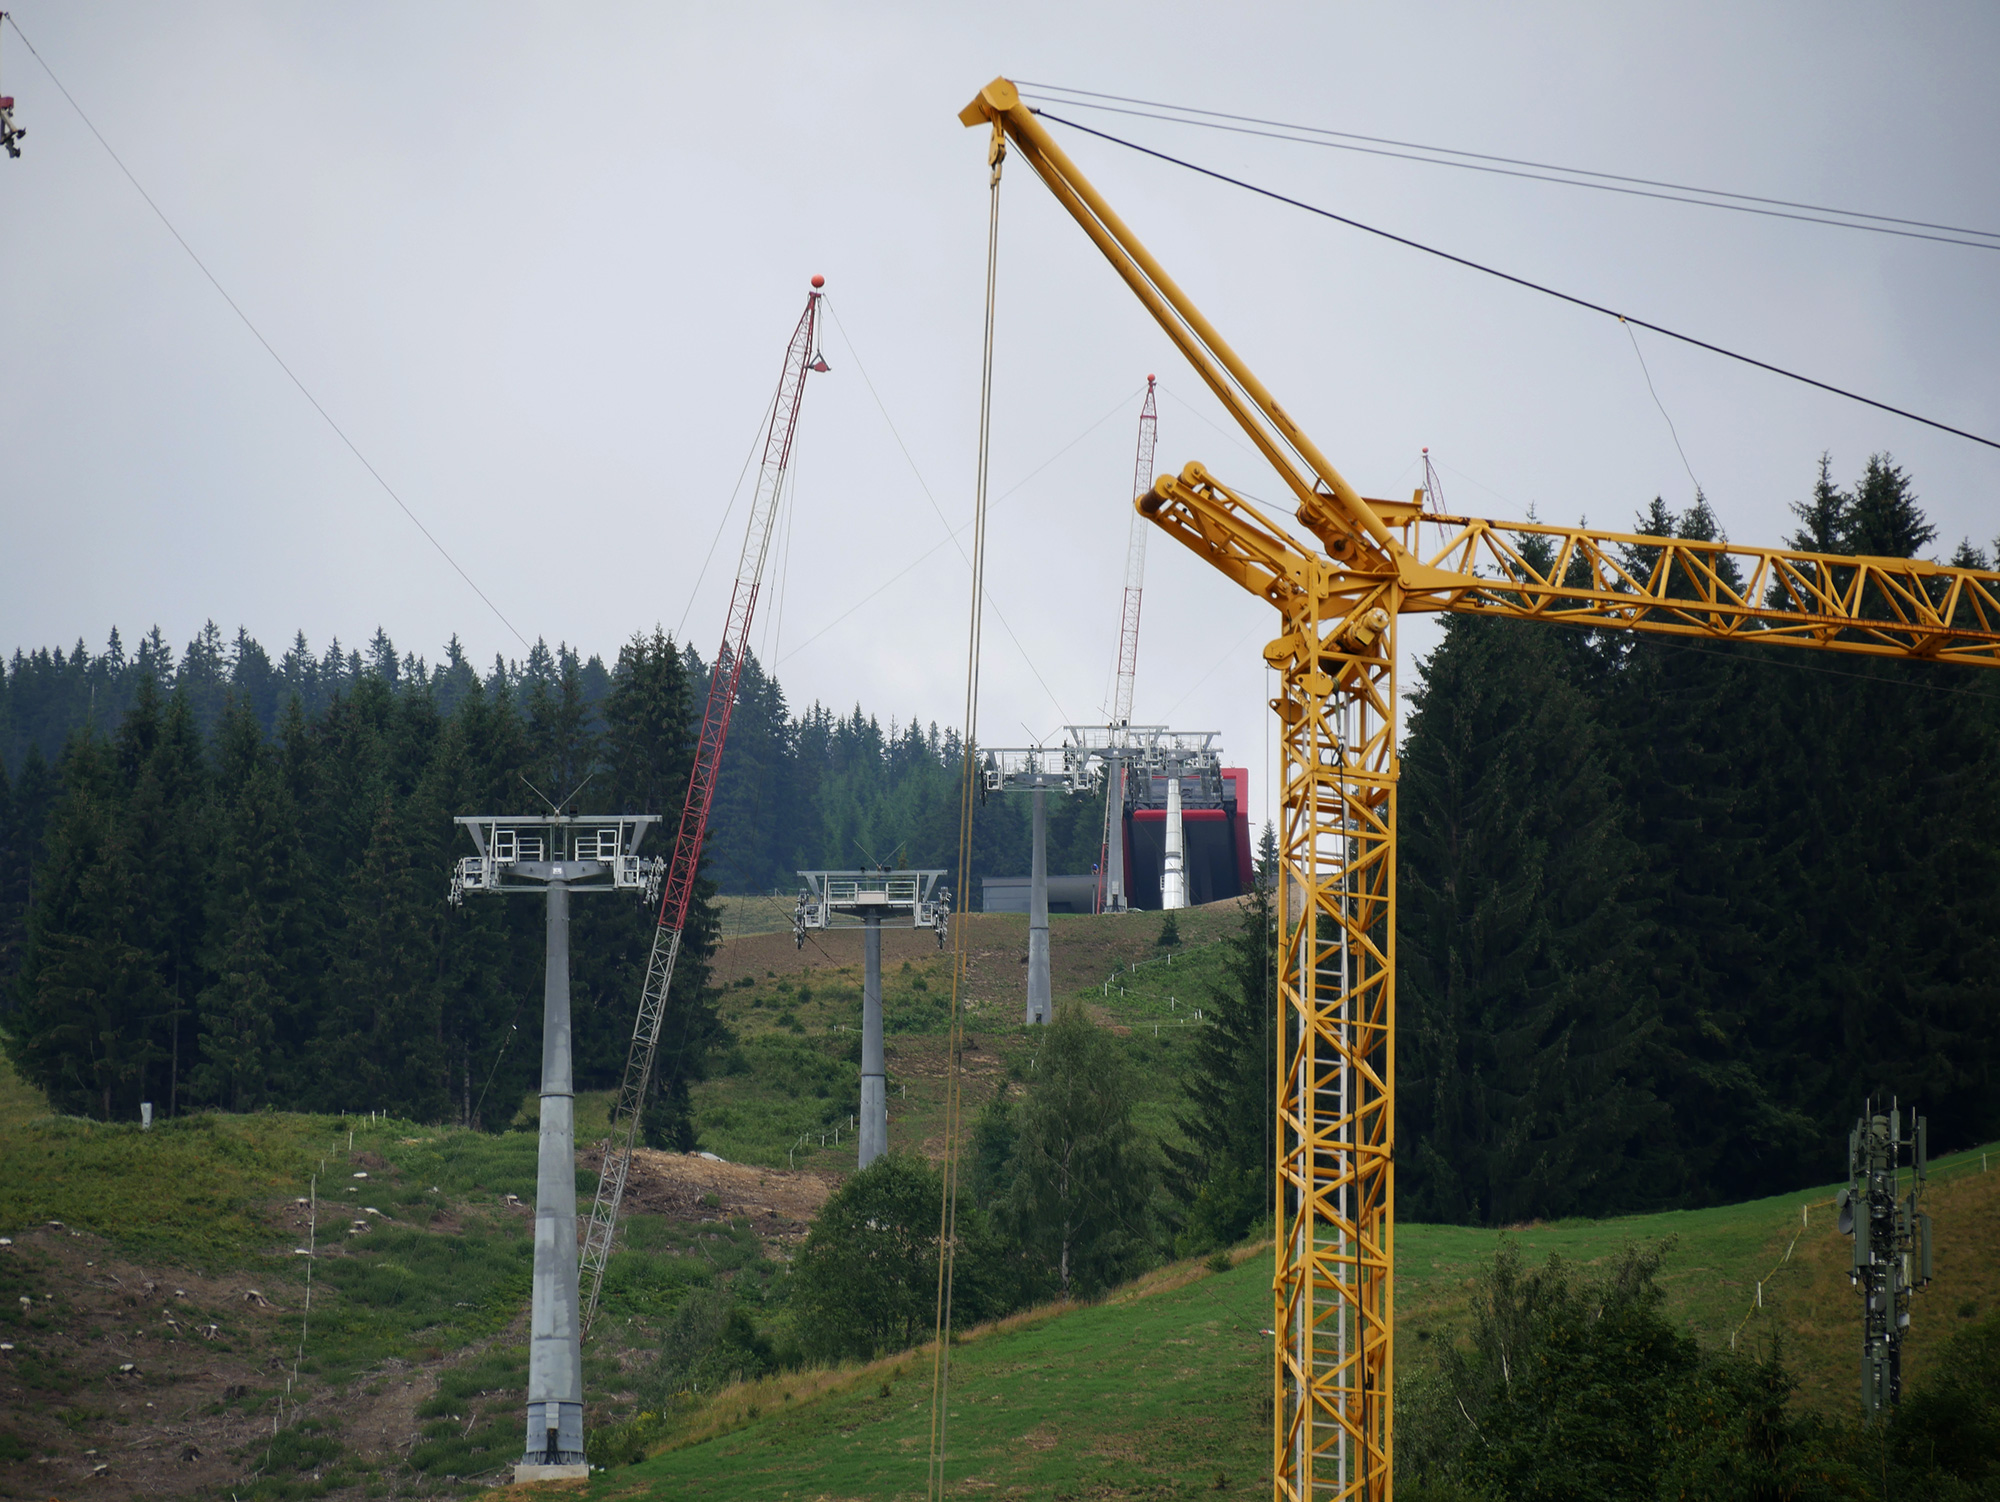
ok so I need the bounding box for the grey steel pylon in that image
[448,813,662,1481]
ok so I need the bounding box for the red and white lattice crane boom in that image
[580,277,829,1325]
[1097,376,1158,911]
[1111,375,1158,727]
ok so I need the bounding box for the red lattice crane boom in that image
[580,278,829,1326]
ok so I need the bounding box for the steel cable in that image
[1034,109,2000,453]
[928,120,1005,1502]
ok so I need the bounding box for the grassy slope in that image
[588,1152,2000,1502]
[580,896,2000,1500]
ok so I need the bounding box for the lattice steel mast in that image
[1112,375,1157,727]
[579,278,829,1328]
[1097,378,1158,911]
[1841,1099,1933,1419]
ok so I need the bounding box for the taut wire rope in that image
[820,294,1075,725]
[1015,82,2000,250]
[2,13,535,652]
[1033,109,2000,454]
[928,118,1004,1502]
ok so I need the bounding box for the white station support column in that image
[859,911,887,1166]
[1104,759,1127,913]
[792,870,949,1166]
[1161,769,1187,910]
[1028,787,1051,1024]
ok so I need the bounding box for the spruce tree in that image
[1398,610,1664,1223]
[128,690,212,1115]
[0,756,19,992]
[7,733,167,1120]
[1167,836,1275,1250]
[588,630,723,1140]
[192,702,313,1111]
[1846,453,1933,559]
[318,796,445,1118]
[0,746,54,1001]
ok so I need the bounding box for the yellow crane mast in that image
[959,76,2000,1502]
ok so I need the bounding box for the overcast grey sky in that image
[5,3,1996,824]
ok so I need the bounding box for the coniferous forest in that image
[0,625,1102,1136]
[1398,456,2000,1219]
[1,451,1997,1225]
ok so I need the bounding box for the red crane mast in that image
[581,278,828,1324]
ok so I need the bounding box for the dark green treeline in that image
[1398,455,2000,1221]
[0,631,722,1133]
[0,625,1102,1127]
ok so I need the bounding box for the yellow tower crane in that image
[959,76,2000,1502]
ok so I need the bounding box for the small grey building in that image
[981,874,1101,915]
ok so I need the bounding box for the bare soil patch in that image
[600,1149,839,1254]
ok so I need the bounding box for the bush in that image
[1399,1241,1859,1502]
[791,1153,943,1362]
[647,1283,775,1399]
[1874,1309,2000,1497]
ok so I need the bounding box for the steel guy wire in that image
[1623,320,1705,500]
[820,295,1076,727]
[778,383,1141,664]
[679,384,782,645]
[1035,109,2000,453]
[3,13,535,652]
[1017,82,2000,250]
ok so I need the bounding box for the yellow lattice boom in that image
[961,75,2000,1501]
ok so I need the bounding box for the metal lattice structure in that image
[1097,379,1158,910]
[579,279,829,1331]
[1110,376,1158,729]
[1840,1100,1933,1418]
[960,75,2000,1501]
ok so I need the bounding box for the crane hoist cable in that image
[578,278,830,1331]
[927,116,1005,1502]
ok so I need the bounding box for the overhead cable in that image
[821,296,1075,725]
[1019,82,2000,251]
[777,383,1142,665]
[4,14,534,650]
[1034,110,2000,454]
